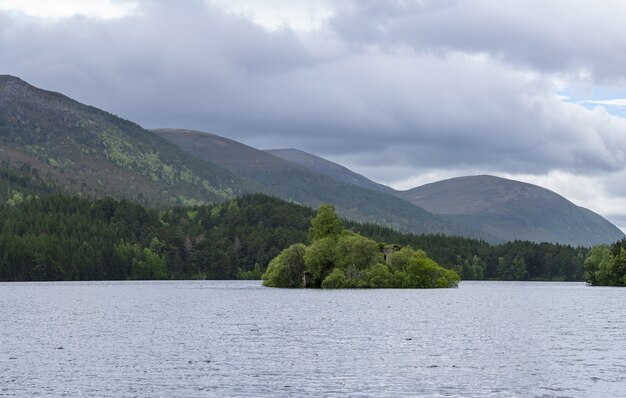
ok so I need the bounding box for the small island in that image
[584,239,626,286]
[262,204,460,288]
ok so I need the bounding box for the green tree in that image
[389,247,460,288]
[304,237,337,287]
[130,248,168,280]
[237,263,263,280]
[321,268,348,288]
[611,248,626,286]
[584,242,626,287]
[262,243,306,287]
[511,256,528,281]
[308,204,342,242]
[335,233,382,271]
[470,255,485,280]
[362,263,394,288]
[584,245,612,285]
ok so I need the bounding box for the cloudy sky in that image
[2,0,626,232]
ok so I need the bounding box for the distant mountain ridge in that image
[397,175,625,246]
[265,148,394,194]
[152,129,297,172]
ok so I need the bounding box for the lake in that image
[1,280,625,397]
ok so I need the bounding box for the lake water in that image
[1,281,625,397]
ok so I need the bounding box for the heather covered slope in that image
[398,175,625,246]
[0,75,254,205]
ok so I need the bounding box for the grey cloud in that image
[599,171,626,197]
[330,0,626,83]
[1,0,626,184]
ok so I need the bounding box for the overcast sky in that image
[2,0,626,232]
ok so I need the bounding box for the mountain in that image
[4,76,617,246]
[0,75,254,205]
[152,129,297,172]
[397,175,625,246]
[256,147,624,246]
[265,148,394,194]
[153,129,482,238]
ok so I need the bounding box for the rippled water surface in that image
[1,281,626,397]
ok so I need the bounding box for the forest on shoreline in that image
[0,190,603,283]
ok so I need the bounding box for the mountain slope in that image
[0,75,254,205]
[153,129,297,172]
[153,128,485,238]
[397,175,625,246]
[265,148,394,194]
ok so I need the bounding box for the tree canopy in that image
[308,204,343,241]
[584,240,626,286]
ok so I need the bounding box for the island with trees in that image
[262,204,460,288]
[583,239,626,286]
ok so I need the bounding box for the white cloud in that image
[0,0,137,19]
[209,0,334,32]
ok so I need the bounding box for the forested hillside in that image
[0,75,256,206]
[0,162,59,203]
[0,192,589,282]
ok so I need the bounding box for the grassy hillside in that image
[0,75,257,206]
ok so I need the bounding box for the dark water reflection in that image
[1,281,625,397]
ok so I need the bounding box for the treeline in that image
[0,192,589,281]
[0,194,310,281]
